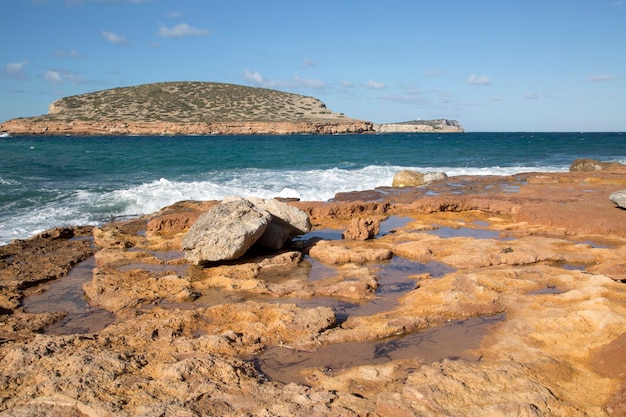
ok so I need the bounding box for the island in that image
[0,81,462,136]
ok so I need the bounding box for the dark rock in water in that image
[609,190,626,209]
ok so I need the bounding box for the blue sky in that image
[1,0,625,131]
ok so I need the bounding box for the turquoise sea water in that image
[1,132,625,245]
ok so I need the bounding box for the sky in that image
[1,0,625,132]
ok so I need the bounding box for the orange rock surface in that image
[0,119,374,135]
[1,170,625,416]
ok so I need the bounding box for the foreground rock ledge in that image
[1,170,625,416]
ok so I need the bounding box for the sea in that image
[1,132,625,246]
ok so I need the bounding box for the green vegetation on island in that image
[40,81,351,124]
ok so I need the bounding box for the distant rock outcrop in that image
[0,119,373,136]
[374,119,464,133]
[0,81,373,136]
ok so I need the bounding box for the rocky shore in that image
[1,164,625,416]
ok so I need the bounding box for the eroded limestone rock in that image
[3,170,626,416]
[247,197,312,249]
[569,158,626,172]
[610,190,626,209]
[342,217,380,240]
[182,198,272,264]
[309,240,393,264]
[182,197,312,263]
[392,170,447,187]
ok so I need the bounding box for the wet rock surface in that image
[1,170,625,416]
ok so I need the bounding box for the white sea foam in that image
[0,164,566,245]
[0,177,18,186]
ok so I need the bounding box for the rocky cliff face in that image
[374,118,464,133]
[0,82,466,136]
[0,119,373,136]
[0,81,374,136]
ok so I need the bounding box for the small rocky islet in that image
[0,81,464,135]
[1,159,625,416]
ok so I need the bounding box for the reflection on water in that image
[529,285,565,295]
[293,228,343,242]
[339,257,454,319]
[22,257,115,334]
[254,313,506,386]
[22,240,458,334]
[428,226,514,240]
[377,216,413,236]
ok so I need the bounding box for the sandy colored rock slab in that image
[342,217,380,240]
[182,198,272,263]
[2,170,626,416]
[391,170,447,187]
[309,240,393,264]
[610,190,626,209]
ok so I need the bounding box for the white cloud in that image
[300,58,317,69]
[611,1,624,6]
[158,23,210,38]
[524,91,540,100]
[365,80,386,89]
[425,69,443,77]
[381,94,431,106]
[101,30,128,45]
[590,74,614,82]
[243,69,268,86]
[54,49,85,58]
[3,61,28,79]
[293,76,326,89]
[64,71,88,84]
[88,0,152,3]
[243,70,327,91]
[65,0,152,5]
[40,68,89,85]
[467,74,492,86]
[490,95,505,101]
[43,70,63,84]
